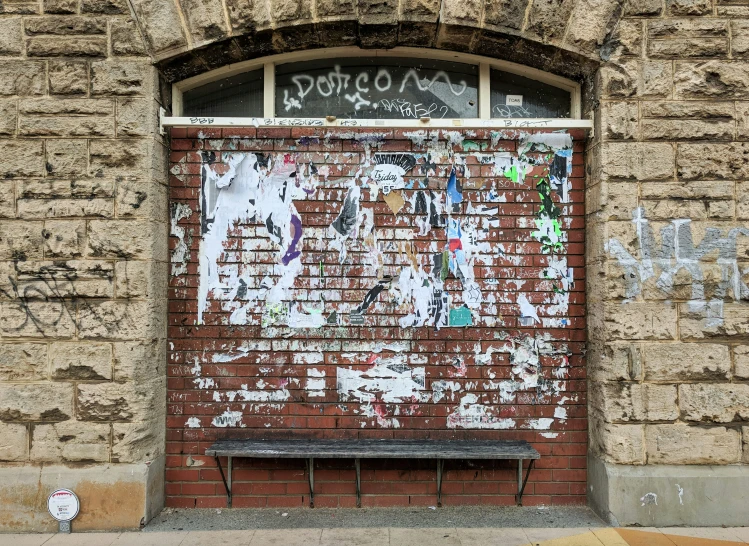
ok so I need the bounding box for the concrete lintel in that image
[0,455,164,532]
[588,454,749,527]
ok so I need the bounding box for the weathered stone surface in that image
[0,140,44,177]
[525,0,574,42]
[42,220,86,257]
[601,142,674,180]
[0,383,74,422]
[603,19,642,58]
[0,100,18,136]
[81,0,129,13]
[643,118,733,140]
[111,19,147,56]
[593,382,678,422]
[735,345,749,379]
[19,179,113,199]
[115,260,167,299]
[731,21,749,58]
[25,16,107,35]
[18,198,113,219]
[31,422,109,462]
[640,180,734,200]
[482,0,526,29]
[225,0,271,31]
[667,0,711,14]
[0,423,28,461]
[113,339,165,382]
[89,139,150,178]
[641,100,734,118]
[116,180,167,220]
[50,342,112,380]
[0,61,45,95]
[680,304,749,339]
[116,98,157,137]
[591,415,645,464]
[87,219,159,259]
[599,60,639,98]
[736,181,749,219]
[602,302,678,340]
[677,143,749,180]
[0,182,14,218]
[737,102,749,138]
[564,0,621,52]
[45,139,87,176]
[624,0,662,15]
[91,61,154,96]
[675,61,749,99]
[641,342,730,380]
[601,101,639,140]
[0,343,48,381]
[648,18,727,39]
[646,424,740,464]
[129,0,188,53]
[0,17,23,55]
[642,60,673,97]
[680,384,749,423]
[178,0,229,43]
[15,259,114,298]
[77,379,163,421]
[43,0,78,13]
[48,61,88,95]
[589,341,641,381]
[0,220,43,260]
[112,420,164,463]
[441,0,482,25]
[26,37,108,57]
[648,38,727,59]
[77,300,165,340]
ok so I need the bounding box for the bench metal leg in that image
[436,459,445,507]
[215,456,232,508]
[307,457,315,508]
[355,458,361,508]
[515,459,535,506]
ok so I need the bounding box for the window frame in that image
[168,47,590,130]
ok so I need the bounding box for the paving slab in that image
[181,530,254,545]
[320,527,389,546]
[456,527,529,546]
[659,528,746,543]
[0,535,55,546]
[389,527,461,546]
[591,528,630,546]
[250,528,322,546]
[615,528,677,546]
[110,531,189,546]
[44,533,119,546]
[524,527,598,544]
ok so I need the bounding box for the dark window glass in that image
[183,69,263,117]
[490,69,571,118]
[275,58,479,119]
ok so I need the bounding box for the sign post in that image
[47,489,79,533]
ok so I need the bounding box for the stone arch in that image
[127,0,621,85]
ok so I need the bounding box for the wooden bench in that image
[205,439,540,508]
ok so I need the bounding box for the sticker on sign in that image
[505,95,523,106]
[48,489,80,522]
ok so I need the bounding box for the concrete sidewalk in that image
[5,527,749,546]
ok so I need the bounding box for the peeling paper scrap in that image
[383,191,406,215]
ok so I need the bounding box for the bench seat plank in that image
[205,439,539,460]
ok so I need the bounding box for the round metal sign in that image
[47,489,79,522]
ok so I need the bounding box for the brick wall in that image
[167,126,587,508]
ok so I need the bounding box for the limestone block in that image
[641,342,730,380]
[115,260,167,300]
[111,19,147,56]
[588,341,641,381]
[441,0,482,25]
[0,17,23,56]
[225,0,271,31]
[624,0,662,15]
[81,0,129,13]
[0,100,18,136]
[128,0,189,53]
[31,422,110,462]
[25,16,107,35]
[48,61,88,95]
[0,220,43,260]
[525,0,574,42]
[594,182,638,220]
[77,300,165,340]
[42,220,86,257]
[87,219,160,259]
[642,119,733,140]
[15,259,114,299]
[43,0,78,13]
[642,100,734,119]
[642,60,673,98]
[116,98,157,137]
[604,19,642,59]
[18,198,113,219]
[178,0,229,44]
[590,415,645,464]
[116,179,167,220]
[564,0,621,52]
[667,0,711,14]
[77,378,165,421]
[0,343,48,381]
[113,339,166,382]
[0,140,44,177]
[50,342,112,380]
[601,101,639,140]
[0,383,74,422]
[731,21,749,58]
[640,181,734,200]
[0,61,45,95]
[743,427,749,463]
[675,61,749,99]
[735,346,749,379]
[600,142,674,181]
[19,179,114,199]
[45,139,87,176]
[89,139,150,179]
[0,301,75,338]
[19,99,114,136]
[641,199,710,220]
[591,382,678,422]
[678,143,749,180]
[598,60,639,98]
[113,420,165,463]
[0,423,28,461]
[646,424,740,464]
[26,37,108,58]
[91,61,154,96]
[481,0,525,29]
[680,384,749,423]
[603,302,678,340]
[0,181,14,218]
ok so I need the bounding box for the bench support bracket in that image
[515,459,535,506]
[436,459,445,507]
[215,455,233,508]
[306,457,315,508]
[355,458,361,508]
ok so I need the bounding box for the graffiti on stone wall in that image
[607,208,749,326]
[169,129,582,431]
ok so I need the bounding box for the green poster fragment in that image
[449,306,473,327]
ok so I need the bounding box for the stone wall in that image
[0,0,168,531]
